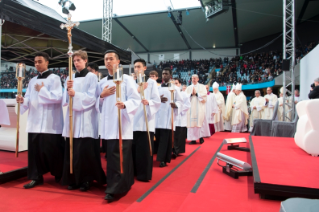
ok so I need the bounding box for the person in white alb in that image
[249,90,264,132]
[224,84,236,131]
[231,83,249,133]
[262,87,278,119]
[212,82,226,132]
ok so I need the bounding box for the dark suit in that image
[308,86,319,99]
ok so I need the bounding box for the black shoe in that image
[104,193,114,201]
[23,179,43,189]
[55,176,61,183]
[159,162,166,167]
[172,153,177,159]
[190,140,196,144]
[80,182,90,192]
[200,138,205,144]
[67,184,79,190]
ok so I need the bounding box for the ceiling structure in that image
[78,0,319,54]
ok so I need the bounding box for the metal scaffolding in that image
[0,19,5,73]
[102,0,113,43]
[282,0,295,121]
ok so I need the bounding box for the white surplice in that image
[200,92,219,138]
[262,93,278,119]
[174,91,191,127]
[249,96,265,131]
[62,72,99,138]
[21,74,63,134]
[224,91,236,131]
[97,74,140,140]
[155,84,183,130]
[212,91,225,132]
[133,78,161,132]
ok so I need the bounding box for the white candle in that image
[117,67,120,80]
[139,73,142,83]
[98,73,101,81]
[18,66,23,77]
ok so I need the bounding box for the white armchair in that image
[294,99,319,156]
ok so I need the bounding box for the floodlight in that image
[222,138,250,152]
[216,152,252,179]
[58,0,76,15]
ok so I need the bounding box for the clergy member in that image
[186,74,207,144]
[224,84,236,131]
[212,82,226,132]
[231,83,249,132]
[132,59,161,181]
[97,50,140,201]
[62,50,106,192]
[278,87,291,121]
[173,78,190,158]
[201,85,219,138]
[249,90,264,132]
[17,52,64,189]
[155,68,183,167]
[262,87,278,119]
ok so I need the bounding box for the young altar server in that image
[231,83,249,132]
[97,50,140,201]
[224,84,236,131]
[17,52,65,189]
[132,59,161,181]
[212,82,226,132]
[155,68,183,167]
[61,50,106,191]
[173,78,190,158]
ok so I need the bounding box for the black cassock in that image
[104,139,134,194]
[132,131,154,181]
[61,138,106,186]
[28,133,64,180]
[155,129,172,163]
[174,126,187,154]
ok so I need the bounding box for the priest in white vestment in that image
[212,82,226,132]
[231,84,249,133]
[262,87,278,119]
[249,90,265,132]
[200,85,219,138]
[224,84,236,131]
[278,87,291,121]
[186,74,207,144]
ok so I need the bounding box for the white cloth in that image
[263,93,278,119]
[224,91,236,131]
[212,91,225,132]
[97,74,140,140]
[187,128,201,140]
[21,74,63,134]
[231,92,249,132]
[0,100,10,125]
[133,78,161,132]
[249,96,265,130]
[200,93,219,138]
[62,72,98,138]
[155,85,183,130]
[175,91,191,127]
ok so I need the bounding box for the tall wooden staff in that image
[137,72,152,156]
[60,14,79,174]
[15,63,26,157]
[114,64,124,173]
[169,81,175,148]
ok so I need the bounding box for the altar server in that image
[249,90,265,132]
[17,52,64,189]
[262,87,278,119]
[173,78,190,158]
[186,75,207,144]
[231,83,249,132]
[97,50,140,201]
[201,85,219,138]
[155,68,183,167]
[224,84,236,131]
[132,59,161,181]
[212,82,226,132]
[61,50,106,191]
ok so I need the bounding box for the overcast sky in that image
[38,0,201,21]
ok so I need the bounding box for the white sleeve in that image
[38,76,63,105]
[146,80,161,118]
[122,76,141,124]
[20,80,32,115]
[62,76,69,107]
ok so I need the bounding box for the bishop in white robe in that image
[132,59,161,181]
[186,74,207,144]
[97,51,140,201]
[249,90,265,132]
[155,69,183,167]
[278,87,291,121]
[262,87,278,119]
[231,84,249,133]
[18,53,64,189]
[224,84,236,131]
[212,82,226,132]
[62,51,106,191]
[200,85,219,138]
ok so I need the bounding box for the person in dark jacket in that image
[308,77,319,99]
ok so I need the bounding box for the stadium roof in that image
[78,0,319,54]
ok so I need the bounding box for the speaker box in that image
[282,59,290,71]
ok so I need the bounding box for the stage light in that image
[200,0,228,20]
[216,152,252,179]
[167,12,171,18]
[222,137,250,152]
[176,11,182,25]
[186,9,190,16]
[58,0,76,15]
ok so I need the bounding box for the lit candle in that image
[139,73,142,84]
[18,66,23,77]
[117,66,120,80]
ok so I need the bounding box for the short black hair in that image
[87,62,99,72]
[163,67,172,75]
[34,52,49,62]
[134,58,146,67]
[174,78,182,84]
[104,50,120,60]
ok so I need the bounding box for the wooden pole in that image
[140,85,152,156]
[68,57,73,174]
[116,81,123,174]
[15,78,22,157]
[170,90,174,148]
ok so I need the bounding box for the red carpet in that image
[0,151,28,172]
[251,136,319,189]
[0,133,281,212]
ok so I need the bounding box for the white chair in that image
[294,99,319,156]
